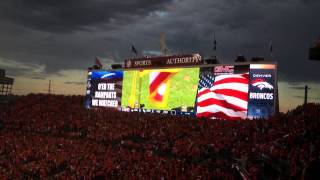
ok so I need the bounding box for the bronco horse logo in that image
[252,78,273,90]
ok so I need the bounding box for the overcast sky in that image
[0,0,319,110]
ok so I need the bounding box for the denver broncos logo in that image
[252,78,273,90]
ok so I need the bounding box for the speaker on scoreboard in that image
[205,56,219,64]
[235,55,247,62]
[111,64,122,69]
[251,57,264,62]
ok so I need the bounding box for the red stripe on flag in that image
[212,89,248,102]
[197,88,248,102]
[241,73,249,79]
[197,98,247,112]
[214,77,248,86]
[152,92,163,102]
[197,88,211,97]
[149,72,172,94]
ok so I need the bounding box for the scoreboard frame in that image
[85,59,278,119]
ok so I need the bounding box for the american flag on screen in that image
[149,70,177,107]
[196,73,249,120]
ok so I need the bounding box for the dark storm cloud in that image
[0,0,172,33]
[0,0,320,86]
[0,0,173,74]
[160,0,320,83]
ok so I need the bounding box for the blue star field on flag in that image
[198,74,215,89]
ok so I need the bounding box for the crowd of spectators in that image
[0,94,319,179]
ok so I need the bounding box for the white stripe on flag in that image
[149,72,159,84]
[214,74,246,82]
[197,90,248,110]
[197,104,247,119]
[210,83,248,93]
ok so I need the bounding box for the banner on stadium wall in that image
[247,64,276,119]
[124,54,202,69]
[86,70,123,108]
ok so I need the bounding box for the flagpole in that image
[213,31,217,59]
[131,45,138,57]
[269,40,273,61]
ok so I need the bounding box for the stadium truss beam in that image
[0,69,14,96]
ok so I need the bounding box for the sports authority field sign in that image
[124,54,202,69]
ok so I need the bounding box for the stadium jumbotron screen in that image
[85,63,277,120]
[121,68,200,111]
[85,70,123,108]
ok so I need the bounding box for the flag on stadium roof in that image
[213,31,217,51]
[95,57,103,68]
[131,45,138,56]
[269,40,273,53]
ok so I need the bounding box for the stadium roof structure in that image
[308,38,320,61]
[0,69,14,96]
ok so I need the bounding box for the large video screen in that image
[247,64,277,119]
[195,64,277,120]
[121,68,200,110]
[85,63,277,120]
[85,70,123,108]
[196,65,250,120]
